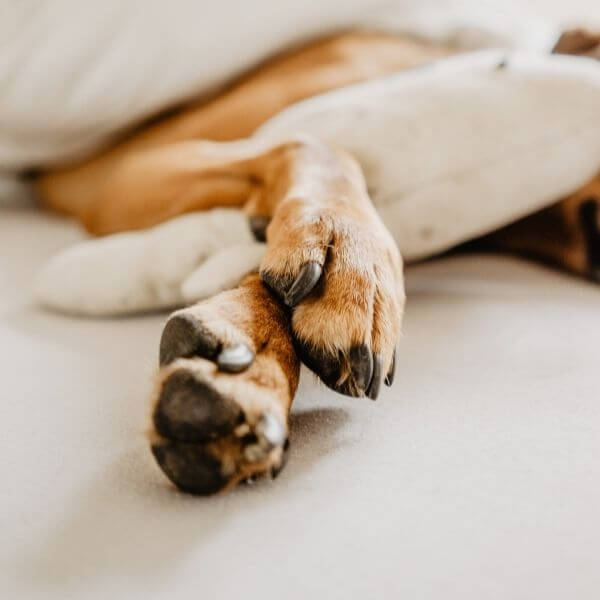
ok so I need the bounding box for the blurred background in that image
[1,0,599,202]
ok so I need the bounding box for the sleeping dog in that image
[35,29,600,494]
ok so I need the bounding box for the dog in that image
[34,28,600,494]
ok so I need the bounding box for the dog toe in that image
[159,313,220,366]
[151,440,229,495]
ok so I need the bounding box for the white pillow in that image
[0,0,574,194]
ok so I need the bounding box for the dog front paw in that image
[260,199,404,399]
[150,275,299,494]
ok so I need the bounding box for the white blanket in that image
[2,0,599,315]
[36,50,600,315]
[0,0,564,178]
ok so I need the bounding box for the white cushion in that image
[0,0,579,183]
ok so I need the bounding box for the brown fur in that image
[36,32,455,231]
[34,29,600,492]
[151,274,300,492]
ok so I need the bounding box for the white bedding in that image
[35,50,600,315]
[3,1,598,315]
[0,0,591,190]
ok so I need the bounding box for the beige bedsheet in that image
[2,206,599,599]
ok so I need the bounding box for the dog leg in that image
[150,273,300,494]
[253,139,404,398]
[147,137,403,492]
[552,28,600,59]
[474,174,600,281]
[37,32,454,230]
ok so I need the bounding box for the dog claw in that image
[249,215,271,242]
[154,370,242,442]
[284,262,322,307]
[349,344,373,393]
[385,350,396,387]
[151,441,228,495]
[366,354,382,400]
[217,343,254,373]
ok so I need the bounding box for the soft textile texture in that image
[258,50,600,259]
[4,0,599,315]
[35,210,265,316]
[35,50,600,315]
[0,0,585,197]
[3,3,600,595]
[4,208,600,599]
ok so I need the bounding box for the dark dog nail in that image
[154,370,242,442]
[260,270,293,301]
[217,343,254,373]
[366,354,382,400]
[349,344,373,392]
[294,339,349,394]
[284,261,323,307]
[151,441,228,495]
[271,437,290,479]
[385,350,396,387]
[249,215,271,242]
[159,313,220,366]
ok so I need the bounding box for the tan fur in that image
[36,32,456,231]
[151,274,300,489]
[553,28,600,58]
[34,28,600,491]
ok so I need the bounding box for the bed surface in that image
[2,206,599,598]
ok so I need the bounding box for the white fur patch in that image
[35,210,260,316]
[35,51,600,316]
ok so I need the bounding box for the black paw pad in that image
[159,313,220,366]
[151,441,228,495]
[154,370,243,442]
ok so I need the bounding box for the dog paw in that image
[150,276,299,494]
[151,361,291,494]
[260,199,404,399]
[35,209,265,316]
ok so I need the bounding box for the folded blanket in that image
[35,50,600,315]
